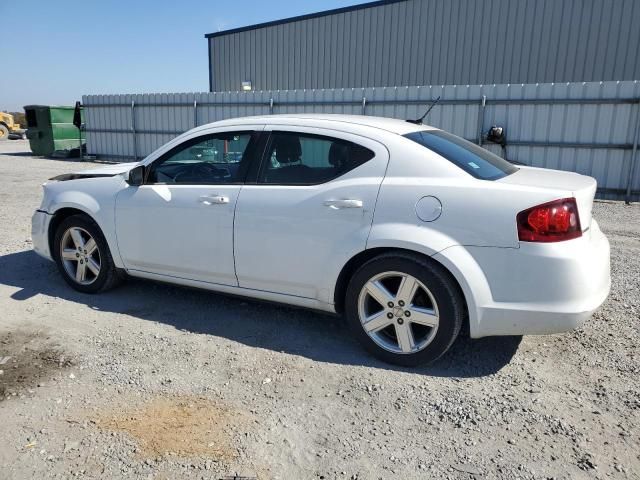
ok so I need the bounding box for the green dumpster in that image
[24,105,84,157]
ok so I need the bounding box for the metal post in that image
[625,100,640,204]
[477,95,486,145]
[269,98,274,114]
[193,100,198,128]
[78,118,83,161]
[131,101,137,162]
[362,96,367,115]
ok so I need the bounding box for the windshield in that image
[405,130,518,180]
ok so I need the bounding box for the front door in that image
[115,129,259,285]
[234,128,389,301]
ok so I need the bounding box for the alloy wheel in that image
[357,271,439,354]
[60,227,101,285]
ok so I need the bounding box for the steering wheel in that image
[174,162,229,183]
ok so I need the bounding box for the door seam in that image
[364,145,392,248]
[231,185,242,287]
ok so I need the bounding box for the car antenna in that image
[406,96,441,125]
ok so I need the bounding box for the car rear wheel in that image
[345,252,464,366]
[53,214,123,293]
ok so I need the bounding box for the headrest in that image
[273,135,302,164]
[329,142,350,168]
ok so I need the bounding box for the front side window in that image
[147,131,253,184]
[258,132,375,185]
[405,130,518,180]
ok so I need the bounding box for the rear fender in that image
[367,223,491,337]
[366,222,457,257]
[431,245,494,338]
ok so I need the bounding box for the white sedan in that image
[31,114,611,366]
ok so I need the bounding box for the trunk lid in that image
[499,166,597,230]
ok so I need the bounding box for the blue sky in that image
[0,0,362,111]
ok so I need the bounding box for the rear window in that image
[405,130,518,180]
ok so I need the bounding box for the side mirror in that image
[126,165,145,186]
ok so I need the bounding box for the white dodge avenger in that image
[32,114,611,365]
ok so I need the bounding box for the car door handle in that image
[323,199,363,209]
[198,195,229,205]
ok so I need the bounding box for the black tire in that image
[52,214,124,293]
[345,252,465,367]
[0,124,8,141]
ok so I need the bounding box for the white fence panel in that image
[83,80,640,201]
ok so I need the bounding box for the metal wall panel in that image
[83,80,640,201]
[207,0,640,92]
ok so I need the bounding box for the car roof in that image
[195,114,437,136]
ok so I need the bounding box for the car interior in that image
[146,131,374,185]
[147,133,249,184]
[261,133,374,184]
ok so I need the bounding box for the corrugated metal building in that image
[82,0,640,201]
[206,0,640,92]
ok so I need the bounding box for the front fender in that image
[45,180,125,268]
[49,192,101,217]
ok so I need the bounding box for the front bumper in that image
[435,220,611,337]
[31,209,53,260]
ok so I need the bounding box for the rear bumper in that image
[475,280,610,336]
[434,220,611,337]
[31,209,53,261]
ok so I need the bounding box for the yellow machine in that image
[0,112,26,140]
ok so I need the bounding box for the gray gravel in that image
[0,139,639,479]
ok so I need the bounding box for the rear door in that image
[234,127,389,301]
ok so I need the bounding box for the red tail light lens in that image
[517,198,582,242]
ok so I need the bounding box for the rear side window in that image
[405,130,518,180]
[258,132,375,185]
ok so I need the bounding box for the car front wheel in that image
[53,214,123,293]
[345,253,465,366]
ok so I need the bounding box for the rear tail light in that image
[517,198,582,242]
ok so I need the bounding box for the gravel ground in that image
[0,139,638,480]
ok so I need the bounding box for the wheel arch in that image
[47,207,98,255]
[333,246,470,335]
[48,206,125,292]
